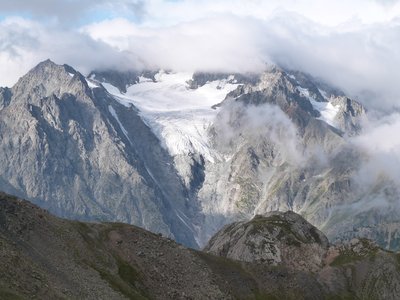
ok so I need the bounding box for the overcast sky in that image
[2,0,400,110]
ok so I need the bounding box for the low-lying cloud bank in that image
[83,13,400,111]
[2,0,400,222]
[1,0,400,111]
[1,13,400,111]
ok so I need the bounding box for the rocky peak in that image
[89,69,158,93]
[11,59,93,105]
[227,68,318,121]
[187,72,260,89]
[0,60,199,248]
[223,66,367,139]
[284,70,328,102]
[204,211,329,272]
[257,67,291,91]
[332,96,366,135]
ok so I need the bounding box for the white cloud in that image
[3,0,400,27]
[1,0,400,111]
[81,13,400,110]
[213,101,303,164]
[2,0,400,212]
[353,113,400,155]
[140,0,400,27]
[0,17,135,86]
[350,113,400,191]
[82,16,268,73]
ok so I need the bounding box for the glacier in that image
[102,70,240,163]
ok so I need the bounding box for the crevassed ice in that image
[103,71,240,162]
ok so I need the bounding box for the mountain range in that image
[0,59,399,251]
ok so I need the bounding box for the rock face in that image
[0,60,198,247]
[205,211,329,272]
[0,87,11,110]
[1,59,399,252]
[1,193,400,300]
[88,70,158,93]
[188,67,399,250]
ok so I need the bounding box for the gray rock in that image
[332,96,366,135]
[0,87,11,110]
[188,72,259,89]
[89,69,157,93]
[205,211,329,272]
[0,60,198,248]
[194,66,399,252]
[1,59,398,254]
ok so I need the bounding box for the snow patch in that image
[297,86,340,127]
[108,105,132,144]
[85,78,99,89]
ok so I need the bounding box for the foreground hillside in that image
[1,192,399,299]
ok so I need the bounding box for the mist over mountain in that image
[0,58,399,252]
[1,1,400,298]
[3,0,400,112]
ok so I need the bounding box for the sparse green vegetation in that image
[235,176,260,210]
[95,265,147,300]
[330,239,379,267]
[248,214,313,247]
[2,192,400,300]
[0,289,25,300]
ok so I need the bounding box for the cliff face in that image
[1,192,399,300]
[0,60,198,247]
[1,60,399,252]
[193,68,399,251]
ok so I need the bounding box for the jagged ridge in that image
[0,60,199,247]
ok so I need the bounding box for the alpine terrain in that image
[0,59,399,252]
